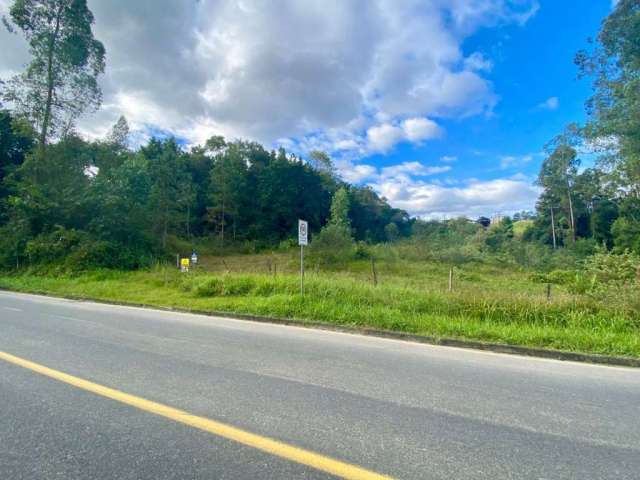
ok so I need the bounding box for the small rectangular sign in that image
[180,258,190,272]
[298,220,308,246]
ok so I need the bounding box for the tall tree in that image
[106,115,129,149]
[142,138,189,249]
[2,0,105,148]
[538,142,580,243]
[575,0,640,198]
[575,0,640,252]
[208,142,248,244]
[329,187,350,228]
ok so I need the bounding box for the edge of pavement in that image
[1,287,639,368]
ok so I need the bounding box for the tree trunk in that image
[550,207,557,249]
[40,4,64,150]
[567,180,576,242]
[186,203,191,239]
[220,196,225,246]
[162,204,168,249]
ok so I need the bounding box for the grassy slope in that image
[1,253,638,358]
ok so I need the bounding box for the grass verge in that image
[1,266,639,359]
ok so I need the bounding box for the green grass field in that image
[1,250,638,358]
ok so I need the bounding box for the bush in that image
[353,241,372,259]
[530,269,576,285]
[24,227,85,265]
[14,226,153,272]
[583,250,640,286]
[307,223,354,266]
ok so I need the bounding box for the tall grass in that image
[1,262,638,357]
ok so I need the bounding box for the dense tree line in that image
[0,111,412,269]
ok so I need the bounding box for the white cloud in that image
[499,153,534,169]
[370,176,541,219]
[337,157,540,218]
[381,162,451,178]
[365,117,442,153]
[366,124,405,153]
[0,0,539,153]
[402,117,442,142]
[464,52,493,72]
[340,164,379,184]
[537,96,559,111]
[440,155,458,163]
[338,160,451,184]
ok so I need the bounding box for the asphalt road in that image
[0,291,639,479]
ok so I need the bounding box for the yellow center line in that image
[0,350,394,480]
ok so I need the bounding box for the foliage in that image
[583,249,640,286]
[0,109,34,221]
[329,187,350,228]
[3,0,105,146]
[309,188,355,266]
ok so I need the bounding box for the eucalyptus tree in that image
[575,0,640,252]
[2,0,105,148]
[575,0,640,198]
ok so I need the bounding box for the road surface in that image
[0,290,639,479]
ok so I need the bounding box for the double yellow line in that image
[0,350,394,480]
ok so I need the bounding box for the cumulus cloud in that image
[0,0,538,152]
[370,176,541,219]
[440,155,458,163]
[499,153,534,169]
[338,160,451,184]
[537,96,559,111]
[337,158,539,218]
[365,117,442,153]
[402,117,442,143]
[340,164,379,184]
[366,124,405,153]
[464,52,494,72]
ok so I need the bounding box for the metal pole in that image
[550,207,557,249]
[300,245,305,296]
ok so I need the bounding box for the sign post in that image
[298,220,308,296]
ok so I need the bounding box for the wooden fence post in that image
[371,257,378,287]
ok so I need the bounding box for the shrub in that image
[308,223,354,266]
[25,227,85,265]
[353,241,372,259]
[583,250,640,286]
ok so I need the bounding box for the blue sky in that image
[332,1,612,218]
[0,0,614,218]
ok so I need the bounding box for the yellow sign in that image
[180,258,190,272]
